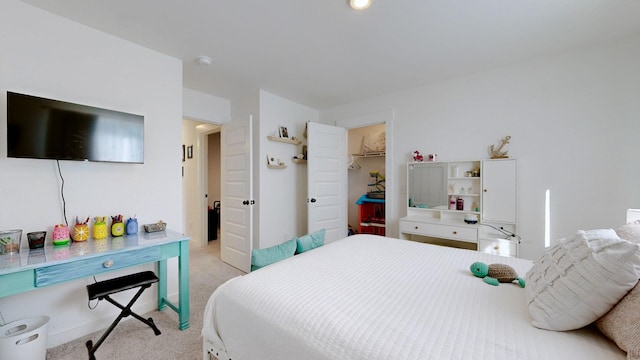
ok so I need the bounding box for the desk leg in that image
[178,239,190,330]
[155,241,190,330]
[157,259,168,311]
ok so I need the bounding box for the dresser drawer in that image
[400,220,477,243]
[35,247,161,287]
[478,238,517,257]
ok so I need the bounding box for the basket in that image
[144,222,167,233]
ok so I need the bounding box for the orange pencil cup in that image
[73,224,89,241]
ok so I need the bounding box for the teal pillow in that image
[251,238,297,271]
[295,229,326,254]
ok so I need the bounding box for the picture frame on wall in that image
[279,125,289,139]
[267,154,278,165]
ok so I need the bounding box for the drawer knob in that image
[103,260,114,268]
[414,226,419,230]
[494,245,500,250]
[452,231,457,235]
[483,189,488,192]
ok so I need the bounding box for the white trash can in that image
[0,316,49,360]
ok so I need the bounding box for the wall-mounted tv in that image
[7,91,144,163]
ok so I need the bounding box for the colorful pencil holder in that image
[93,221,107,240]
[52,224,70,246]
[126,218,138,235]
[72,224,89,242]
[111,222,124,237]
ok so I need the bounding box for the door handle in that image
[242,200,249,205]
[250,200,255,205]
[309,198,317,203]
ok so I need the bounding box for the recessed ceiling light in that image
[195,55,213,66]
[349,0,371,10]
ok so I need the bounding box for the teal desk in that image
[0,229,190,330]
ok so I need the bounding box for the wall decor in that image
[279,125,289,138]
[267,154,278,165]
[489,135,511,159]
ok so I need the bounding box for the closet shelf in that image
[352,152,385,158]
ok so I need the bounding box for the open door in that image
[307,122,347,243]
[220,116,253,272]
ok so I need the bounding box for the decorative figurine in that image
[489,135,511,159]
[413,150,424,162]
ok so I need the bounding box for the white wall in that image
[257,90,319,248]
[183,88,230,123]
[182,119,200,240]
[321,34,640,260]
[0,1,182,347]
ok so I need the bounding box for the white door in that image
[482,159,517,223]
[220,116,253,272]
[307,122,347,243]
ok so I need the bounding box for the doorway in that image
[181,119,221,257]
[347,124,386,236]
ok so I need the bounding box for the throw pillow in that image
[251,238,297,271]
[596,281,640,360]
[296,229,326,254]
[525,228,640,331]
[615,220,640,243]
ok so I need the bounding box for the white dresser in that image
[400,159,519,257]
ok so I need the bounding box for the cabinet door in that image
[482,160,516,223]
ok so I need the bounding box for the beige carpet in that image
[46,239,245,360]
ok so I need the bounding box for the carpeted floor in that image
[46,239,245,360]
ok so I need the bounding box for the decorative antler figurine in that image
[489,136,511,159]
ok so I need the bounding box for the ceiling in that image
[21,0,640,109]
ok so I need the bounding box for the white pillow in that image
[525,228,640,331]
[615,220,640,243]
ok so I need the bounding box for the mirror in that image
[408,163,447,209]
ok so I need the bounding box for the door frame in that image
[197,127,222,247]
[336,109,396,237]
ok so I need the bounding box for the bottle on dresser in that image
[456,197,464,211]
[449,196,456,210]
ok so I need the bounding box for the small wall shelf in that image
[292,158,307,164]
[267,164,287,169]
[267,136,302,145]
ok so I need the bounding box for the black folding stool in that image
[86,271,161,360]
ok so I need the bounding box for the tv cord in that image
[56,160,69,227]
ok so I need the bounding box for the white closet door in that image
[307,122,347,244]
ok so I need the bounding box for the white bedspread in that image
[203,234,624,360]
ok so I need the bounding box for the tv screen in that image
[7,92,144,163]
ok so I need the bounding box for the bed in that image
[202,226,640,360]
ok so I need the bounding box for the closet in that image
[347,124,386,236]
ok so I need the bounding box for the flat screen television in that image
[7,91,144,163]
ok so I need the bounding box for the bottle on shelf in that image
[456,197,464,211]
[449,196,456,210]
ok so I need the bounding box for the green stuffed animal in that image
[470,262,525,287]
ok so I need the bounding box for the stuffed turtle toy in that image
[470,262,525,287]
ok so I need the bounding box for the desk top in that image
[0,229,189,276]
